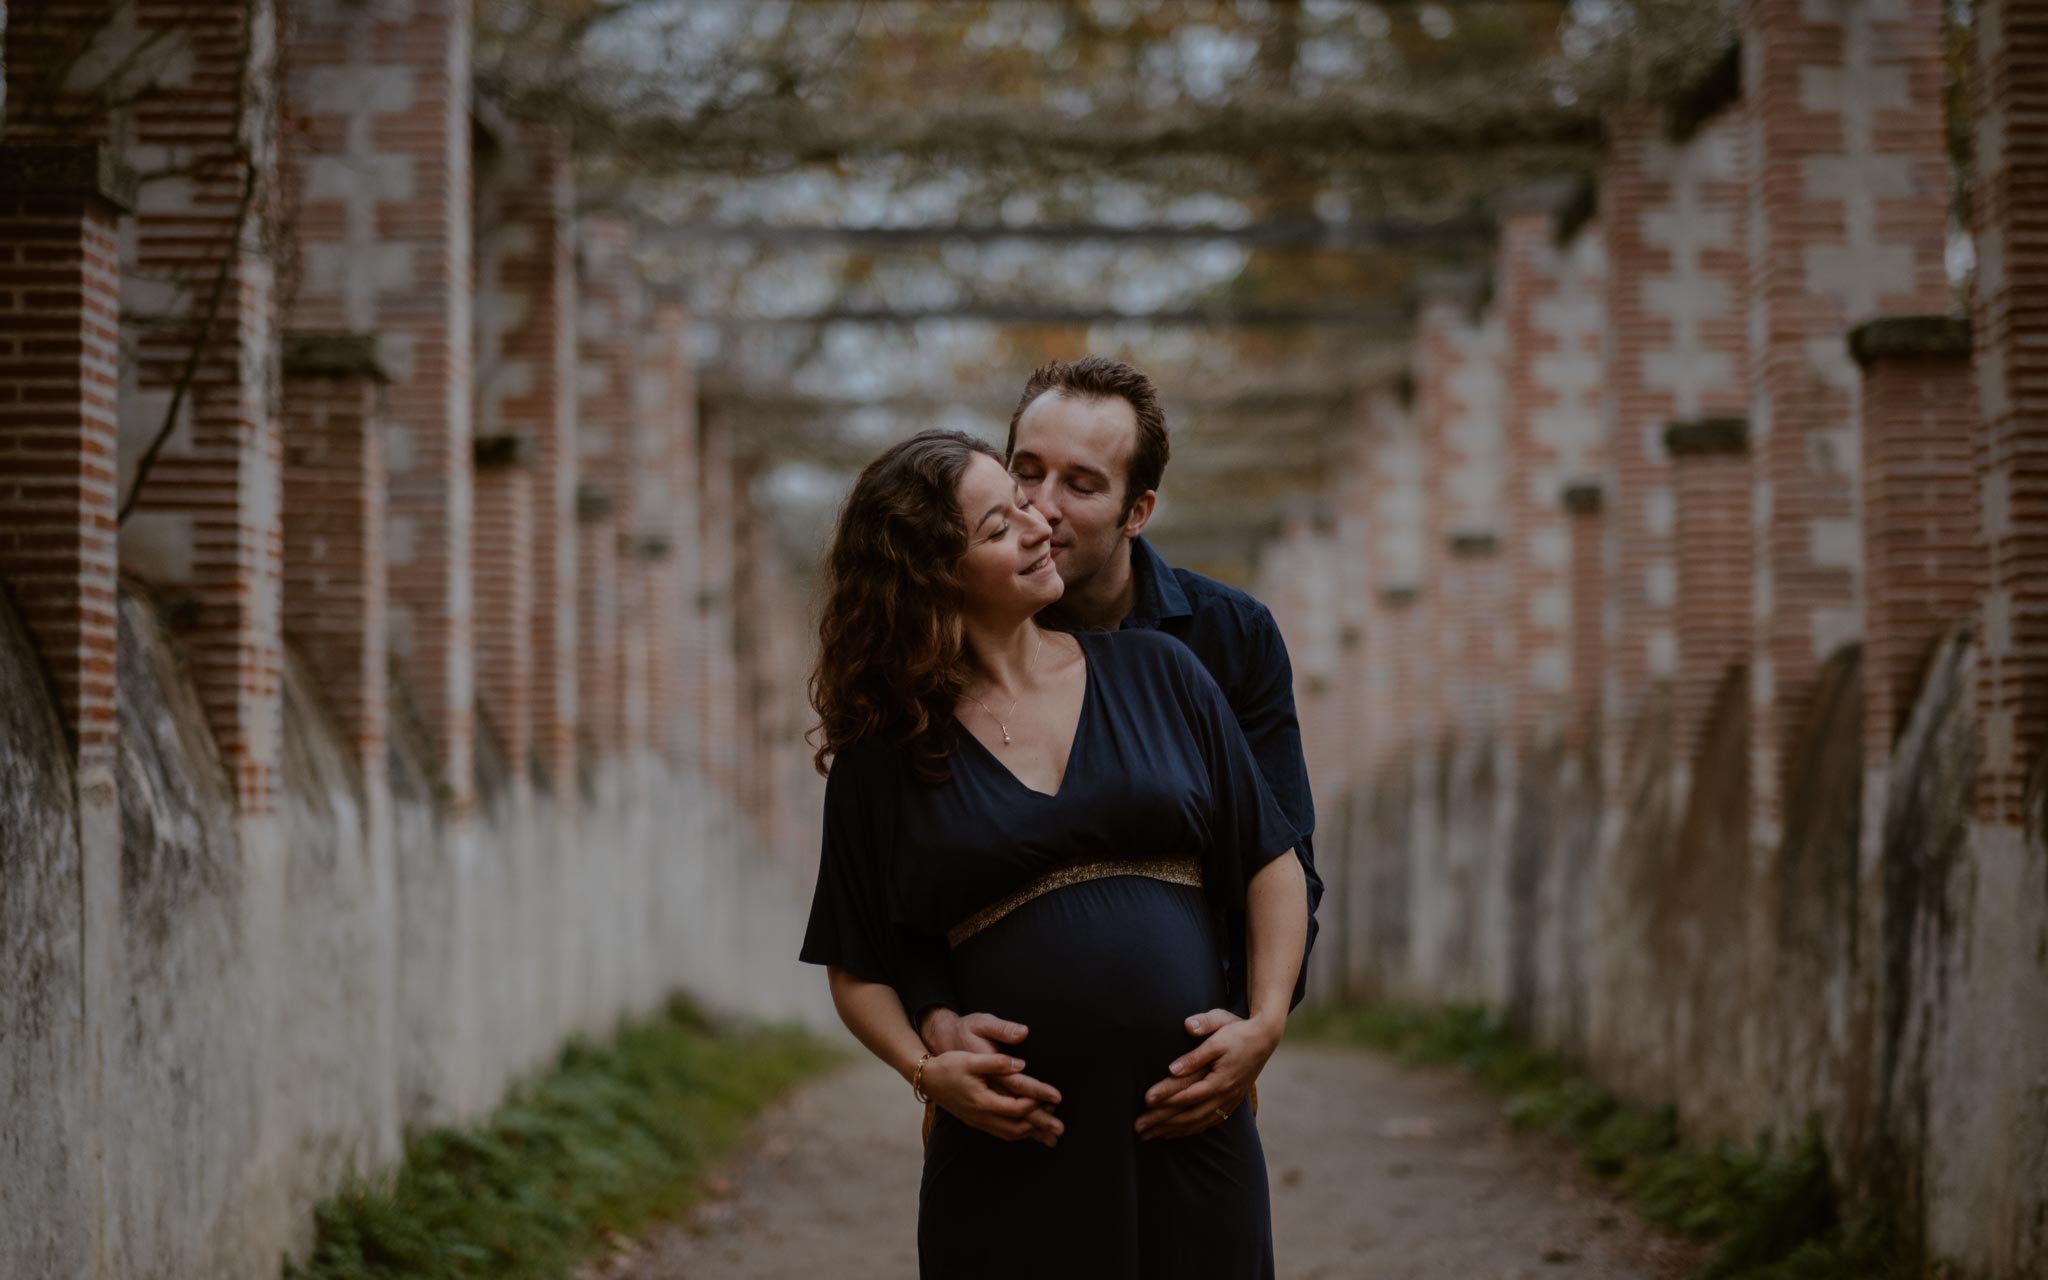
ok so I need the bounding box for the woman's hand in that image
[1133,1008,1281,1140]
[924,1050,1066,1147]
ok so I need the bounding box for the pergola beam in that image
[648,215,1495,251]
[702,303,1410,330]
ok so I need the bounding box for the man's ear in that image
[1121,489,1158,539]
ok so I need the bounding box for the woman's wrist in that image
[1245,1007,1287,1047]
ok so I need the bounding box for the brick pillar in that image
[1364,388,1429,764]
[280,333,388,783]
[475,121,576,793]
[0,146,131,785]
[1599,104,1749,794]
[472,438,534,782]
[1561,481,1606,751]
[1666,419,1753,768]
[575,217,644,758]
[696,412,740,797]
[1741,0,1954,844]
[285,0,475,810]
[1415,287,1508,735]
[1499,201,1609,742]
[636,299,698,762]
[1846,318,1980,756]
[1971,0,2048,824]
[575,489,619,757]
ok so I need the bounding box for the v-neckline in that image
[958,633,1092,799]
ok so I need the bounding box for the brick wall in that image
[1741,0,1954,843]
[1598,105,1748,792]
[0,147,130,783]
[1971,0,2048,824]
[285,0,475,810]
[475,121,578,794]
[280,333,387,782]
[1666,419,1752,768]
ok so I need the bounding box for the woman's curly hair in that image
[810,429,1004,783]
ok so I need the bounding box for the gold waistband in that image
[945,856,1204,948]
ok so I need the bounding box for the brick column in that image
[475,121,577,794]
[472,437,534,783]
[1971,0,2048,824]
[1665,419,1752,768]
[575,217,644,758]
[1416,288,1508,736]
[1364,388,1429,763]
[1741,0,1954,844]
[1599,104,1748,794]
[1561,481,1606,751]
[286,0,475,810]
[1847,319,1979,755]
[575,489,619,757]
[280,333,388,783]
[1499,201,1609,742]
[0,146,132,785]
[637,299,698,762]
[695,412,740,796]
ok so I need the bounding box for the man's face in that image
[1008,391,1152,593]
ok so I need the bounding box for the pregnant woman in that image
[799,429,1307,1278]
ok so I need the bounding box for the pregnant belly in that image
[946,874,1227,1089]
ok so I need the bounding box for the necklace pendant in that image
[1000,730,1012,745]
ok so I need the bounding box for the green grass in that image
[1293,1002,1930,1280]
[282,994,843,1280]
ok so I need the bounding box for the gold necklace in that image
[965,628,1044,747]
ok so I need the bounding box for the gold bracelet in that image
[911,1053,931,1103]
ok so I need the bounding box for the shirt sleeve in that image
[1233,604,1324,1011]
[797,748,899,986]
[1180,647,1299,898]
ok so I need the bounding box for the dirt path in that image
[598,1042,1699,1280]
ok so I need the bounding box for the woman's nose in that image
[1021,505,1053,545]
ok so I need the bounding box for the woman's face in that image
[954,451,1063,621]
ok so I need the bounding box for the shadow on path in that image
[594,1042,1702,1279]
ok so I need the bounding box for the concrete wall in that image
[0,582,828,1280]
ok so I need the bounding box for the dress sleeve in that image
[798,748,900,985]
[1181,647,1299,900]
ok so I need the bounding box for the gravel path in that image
[596,1041,1701,1280]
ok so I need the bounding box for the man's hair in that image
[1004,356,1170,518]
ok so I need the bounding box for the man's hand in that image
[1134,1008,1280,1141]
[920,1008,1064,1145]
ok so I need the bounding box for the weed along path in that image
[598,1041,1696,1280]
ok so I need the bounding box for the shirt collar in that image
[1124,535,1193,629]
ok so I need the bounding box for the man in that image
[901,355,1323,1143]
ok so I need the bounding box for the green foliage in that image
[282,994,842,1280]
[1296,1003,1929,1280]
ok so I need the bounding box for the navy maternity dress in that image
[799,628,1299,1279]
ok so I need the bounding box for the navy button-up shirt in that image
[891,535,1323,1020]
[1107,536,1322,1012]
